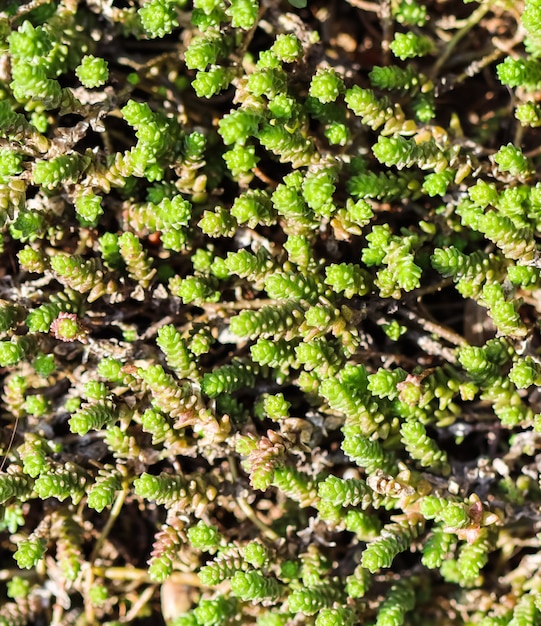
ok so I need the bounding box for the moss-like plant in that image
[0,0,541,624]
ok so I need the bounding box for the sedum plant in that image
[0,0,540,624]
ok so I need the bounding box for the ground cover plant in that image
[0,0,541,623]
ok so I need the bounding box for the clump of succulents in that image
[0,0,541,624]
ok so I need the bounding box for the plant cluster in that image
[0,0,540,624]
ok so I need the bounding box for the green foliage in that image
[0,1,540,624]
[187,521,222,551]
[288,581,344,615]
[244,541,268,567]
[230,570,282,600]
[421,527,453,569]
[325,263,371,297]
[230,302,304,339]
[272,34,303,62]
[50,254,109,301]
[493,144,533,177]
[457,338,513,386]
[69,401,117,436]
[169,273,220,303]
[192,66,235,98]
[272,466,319,507]
[455,529,494,586]
[349,170,420,201]
[315,606,356,626]
[344,509,382,539]
[223,143,259,176]
[33,153,87,189]
[185,31,232,71]
[75,192,103,225]
[373,135,447,171]
[231,190,275,226]
[497,57,541,90]
[202,358,258,397]
[75,55,109,88]
[321,366,390,440]
[193,596,238,625]
[362,516,424,572]
[251,337,297,371]
[309,69,345,103]
[134,472,188,504]
[118,233,156,287]
[393,0,427,26]
[400,419,449,472]
[318,475,372,508]
[14,538,46,569]
[34,462,89,504]
[508,594,540,626]
[375,580,416,626]
[420,496,469,528]
[157,324,197,378]
[345,565,371,598]
[11,62,62,106]
[390,32,434,60]
[0,471,33,504]
[198,550,246,586]
[139,0,180,38]
[0,149,22,183]
[0,340,25,367]
[509,357,541,389]
[227,0,258,29]
[516,101,541,127]
[55,512,85,581]
[87,467,123,512]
